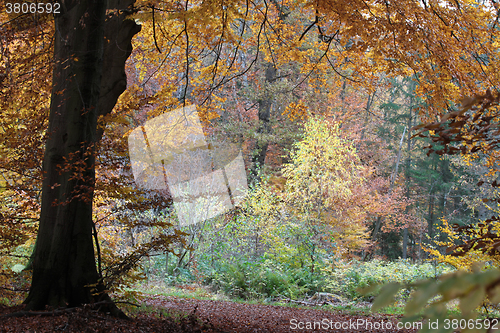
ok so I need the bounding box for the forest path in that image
[143,294,420,332]
[0,296,420,332]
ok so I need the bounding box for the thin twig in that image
[152,5,162,53]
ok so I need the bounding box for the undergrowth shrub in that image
[326,259,454,301]
[146,252,456,305]
[209,258,325,300]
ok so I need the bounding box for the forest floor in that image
[0,294,421,332]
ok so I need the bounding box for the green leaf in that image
[438,273,470,301]
[419,304,452,333]
[371,282,401,312]
[474,269,500,286]
[357,283,379,295]
[423,302,447,319]
[489,284,500,303]
[460,286,485,317]
[405,281,439,316]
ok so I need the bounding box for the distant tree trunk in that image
[402,95,414,259]
[428,191,435,238]
[165,251,170,278]
[357,91,376,150]
[24,0,140,314]
[340,79,347,115]
[370,127,406,245]
[250,63,276,183]
[310,245,315,274]
[402,228,409,259]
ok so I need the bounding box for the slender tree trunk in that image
[371,127,406,244]
[357,91,376,149]
[165,251,170,278]
[402,228,409,259]
[24,0,140,313]
[403,95,414,259]
[428,194,435,238]
[250,64,276,182]
[340,79,347,111]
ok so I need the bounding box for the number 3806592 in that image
[6,2,61,14]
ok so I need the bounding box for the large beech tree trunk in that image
[24,0,140,312]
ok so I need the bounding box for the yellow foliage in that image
[424,218,500,271]
[282,100,310,121]
[244,117,371,260]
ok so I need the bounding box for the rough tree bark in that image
[24,0,140,313]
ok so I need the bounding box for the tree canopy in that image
[1,0,500,322]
